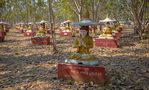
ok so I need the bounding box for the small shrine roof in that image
[40,20,47,23]
[99,18,116,23]
[72,19,97,26]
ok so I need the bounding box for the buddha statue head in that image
[41,23,45,29]
[80,26,89,38]
[28,26,31,30]
[102,26,112,35]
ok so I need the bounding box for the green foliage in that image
[0,0,49,23]
[53,0,75,21]
[0,0,148,24]
[0,0,5,7]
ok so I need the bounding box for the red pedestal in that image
[60,32,72,37]
[0,37,4,42]
[5,29,9,32]
[95,38,118,48]
[114,32,121,41]
[4,31,7,35]
[24,32,34,36]
[31,37,50,45]
[58,63,106,84]
[0,32,5,36]
[0,32,5,42]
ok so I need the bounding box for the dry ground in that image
[0,28,149,90]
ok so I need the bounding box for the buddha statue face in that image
[80,26,89,38]
[80,29,87,38]
[103,27,112,34]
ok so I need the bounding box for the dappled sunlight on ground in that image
[0,27,149,89]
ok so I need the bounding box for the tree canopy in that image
[0,0,149,28]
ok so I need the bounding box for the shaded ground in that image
[0,28,149,90]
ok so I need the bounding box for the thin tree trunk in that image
[32,0,36,33]
[127,0,147,40]
[71,0,83,21]
[48,0,58,53]
[26,0,29,24]
[78,13,81,21]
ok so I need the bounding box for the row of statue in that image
[0,22,10,32]
[16,22,48,37]
[16,17,122,39]
[15,18,123,65]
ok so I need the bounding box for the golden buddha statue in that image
[73,26,93,54]
[35,26,46,37]
[20,26,23,31]
[64,25,71,32]
[63,21,71,32]
[0,24,3,32]
[26,26,32,32]
[24,25,28,31]
[66,25,98,65]
[99,26,113,39]
[65,7,99,65]
[65,8,99,65]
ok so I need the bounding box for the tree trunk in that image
[128,0,147,40]
[32,0,36,33]
[71,0,83,21]
[51,23,58,53]
[78,13,81,21]
[26,0,29,24]
[48,0,58,53]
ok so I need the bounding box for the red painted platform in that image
[4,31,7,35]
[24,32,34,36]
[95,38,118,48]
[114,32,121,41]
[58,63,106,84]
[60,32,72,37]
[0,32,5,42]
[31,36,50,45]
[0,32,5,36]
[0,36,4,42]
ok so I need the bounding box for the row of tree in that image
[0,0,149,40]
[0,0,136,23]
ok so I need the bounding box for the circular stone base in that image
[65,59,100,66]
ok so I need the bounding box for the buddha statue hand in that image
[80,37,86,47]
[82,43,87,47]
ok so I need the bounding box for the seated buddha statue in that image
[99,26,113,39]
[0,25,4,32]
[20,26,23,31]
[24,25,28,31]
[26,26,32,32]
[63,23,71,32]
[35,26,46,37]
[64,25,71,32]
[66,26,98,65]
